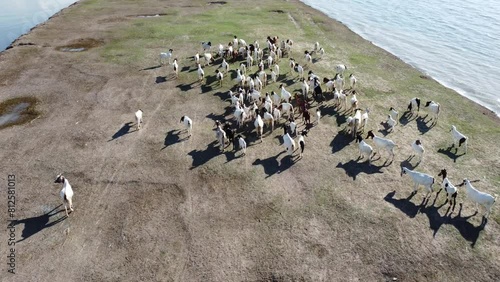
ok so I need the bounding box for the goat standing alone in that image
[135,109,143,130]
[180,116,193,137]
[54,174,74,216]
[450,125,468,154]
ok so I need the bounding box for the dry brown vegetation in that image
[0,0,499,281]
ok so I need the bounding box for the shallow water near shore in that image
[0,0,78,50]
[301,0,500,117]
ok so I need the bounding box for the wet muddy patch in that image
[208,1,227,5]
[0,97,40,129]
[56,38,104,52]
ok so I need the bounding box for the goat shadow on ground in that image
[109,122,134,141]
[213,91,229,103]
[400,157,418,170]
[140,65,161,71]
[415,116,434,134]
[399,111,417,126]
[155,76,167,84]
[161,129,189,150]
[377,122,393,137]
[206,112,228,124]
[336,160,385,180]
[384,191,486,247]
[437,146,465,163]
[11,205,66,243]
[188,142,221,169]
[330,132,352,154]
[200,83,213,93]
[176,81,196,92]
[252,151,285,178]
[181,66,191,72]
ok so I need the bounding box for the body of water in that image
[301,0,500,117]
[0,0,78,50]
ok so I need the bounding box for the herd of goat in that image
[55,34,495,225]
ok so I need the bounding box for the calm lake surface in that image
[0,0,77,50]
[302,0,500,117]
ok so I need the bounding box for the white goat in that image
[194,53,200,65]
[313,42,320,51]
[135,109,143,130]
[279,84,292,103]
[160,49,173,65]
[282,132,296,156]
[360,108,370,130]
[366,130,396,161]
[424,101,440,123]
[386,114,397,132]
[273,107,281,125]
[238,136,247,155]
[351,109,362,137]
[462,178,496,217]
[298,134,305,158]
[221,59,229,73]
[197,63,205,82]
[203,53,213,65]
[54,174,74,216]
[263,111,274,131]
[349,73,357,89]
[450,125,468,154]
[279,103,294,119]
[401,167,435,197]
[334,64,347,76]
[355,134,373,165]
[180,116,192,137]
[173,58,179,78]
[389,107,399,122]
[215,123,226,152]
[254,112,264,141]
[316,109,321,124]
[411,139,424,162]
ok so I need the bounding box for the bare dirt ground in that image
[1,0,499,281]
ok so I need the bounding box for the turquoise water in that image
[302,0,500,117]
[0,0,77,50]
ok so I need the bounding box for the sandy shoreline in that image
[1,0,499,281]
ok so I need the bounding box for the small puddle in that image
[0,97,40,129]
[59,47,86,52]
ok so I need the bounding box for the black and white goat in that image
[180,116,192,137]
[160,49,173,65]
[54,174,74,216]
[450,125,468,154]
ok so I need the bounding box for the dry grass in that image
[0,0,499,281]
